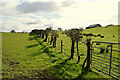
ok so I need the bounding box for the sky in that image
[0,0,119,32]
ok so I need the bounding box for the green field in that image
[2,25,119,79]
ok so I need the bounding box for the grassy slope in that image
[83,25,118,42]
[55,25,119,58]
[2,33,101,79]
[54,25,119,79]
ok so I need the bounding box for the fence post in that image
[61,40,62,53]
[109,44,112,76]
[85,39,91,70]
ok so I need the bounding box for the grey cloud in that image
[25,21,39,25]
[62,2,76,7]
[16,2,60,13]
[24,20,43,25]
[16,2,76,14]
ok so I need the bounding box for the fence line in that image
[37,35,120,79]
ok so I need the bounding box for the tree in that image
[44,28,52,42]
[50,31,54,45]
[41,30,45,39]
[66,28,83,63]
[11,30,16,33]
[50,30,59,48]
[71,28,83,63]
[57,28,62,31]
[30,29,44,37]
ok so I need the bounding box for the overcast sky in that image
[0,0,119,32]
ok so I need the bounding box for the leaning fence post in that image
[61,40,63,53]
[109,44,112,76]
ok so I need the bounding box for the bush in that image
[11,30,16,33]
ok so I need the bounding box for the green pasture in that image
[2,33,102,79]
[2,25,119,79]
[48,25,119,79]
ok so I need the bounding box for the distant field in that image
[83,25,118,42]
[2,33,102,79]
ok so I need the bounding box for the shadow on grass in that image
[28,36,98,79]
[34,36,43,45]
[44,58,79,78]
[74,68,101,80]
[26,44,39,48]
[28,37,35,41]
[28,36,57,57]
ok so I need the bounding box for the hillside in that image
[83,25,119,42]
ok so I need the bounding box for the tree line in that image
[30,27,59,48]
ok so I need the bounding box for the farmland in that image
[2,25,119,79]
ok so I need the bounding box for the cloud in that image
[49,1,118,29]
[25,21,39,25]
[0,1,119,32]
[16,2,61,13]
[1,2,19,16]
[1,13,50,32]
[16,2,77,14]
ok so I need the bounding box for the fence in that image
[38,35,120,79]
[59,40,120,79]
[91,41,120,79]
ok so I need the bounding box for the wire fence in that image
[37,34,120,79]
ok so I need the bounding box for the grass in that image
[47,25,119,79]
[2,25,119,79]
[2,33,102,79]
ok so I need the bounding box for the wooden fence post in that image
[85,39,91,70]
[61,40,62,53]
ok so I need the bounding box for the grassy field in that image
[2,33,102,79]
[2,25,119,79]
[48,25,119,79]
[53,25,119,63]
